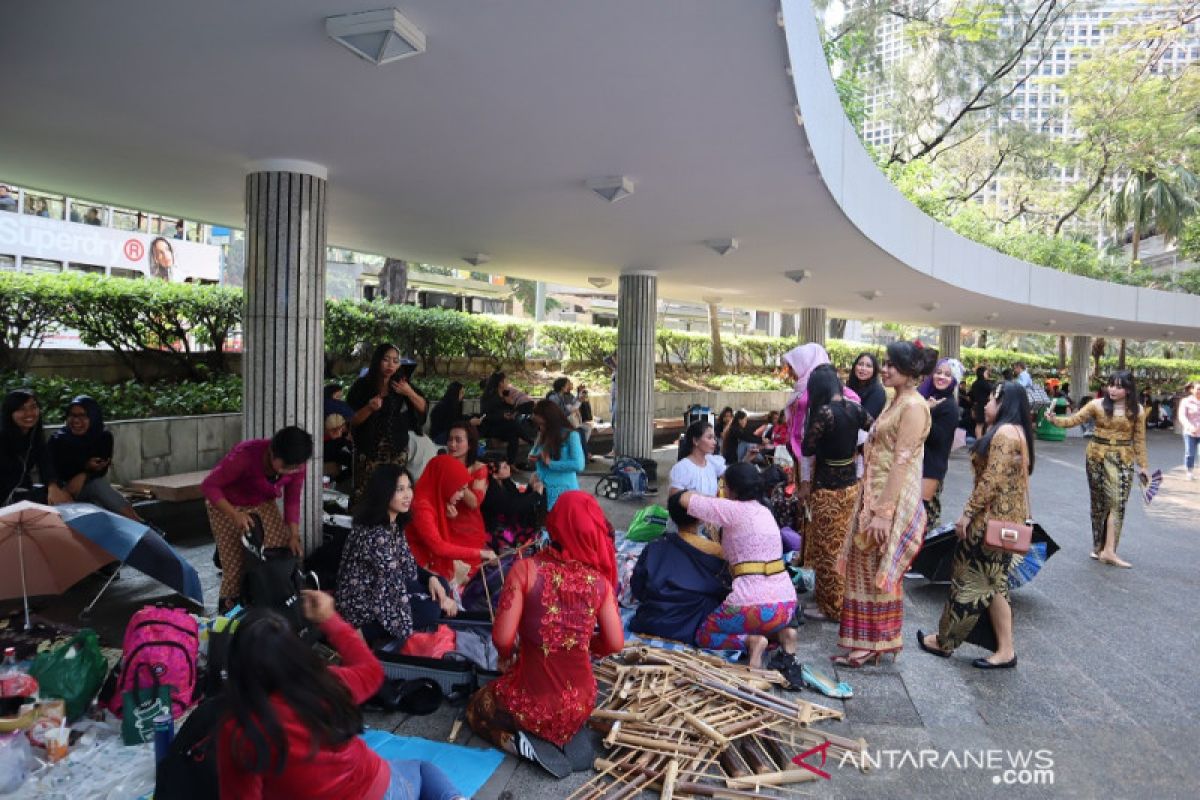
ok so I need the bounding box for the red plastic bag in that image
[399,626,456,659]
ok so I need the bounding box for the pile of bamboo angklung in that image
[568,647,868,799]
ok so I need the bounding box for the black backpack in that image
[154,696,223,800]
[240,514,309,634]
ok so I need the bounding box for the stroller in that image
[595,457,651,501]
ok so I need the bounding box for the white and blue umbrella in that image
[55,503,204,609]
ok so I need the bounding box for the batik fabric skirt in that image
[923,479,944,530]
[694,600,797,652]
[1086,447,1134,552]
[803,484,858,620]
[935,530,1014,651]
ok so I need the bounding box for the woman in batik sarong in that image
[800,365,872,622]
[834,341,935,667]
[918,381,1033,669]
[1044,370,1149,568]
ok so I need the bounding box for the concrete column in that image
[939,324,961,360]
[1070,335,1091,405]
[534,280,547,322]
[781,313,796,338]
[799,307,826,346]
[615,272,657,460]
[244,160,327,552]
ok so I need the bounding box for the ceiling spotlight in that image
[705,238,739,256]
[921,302,941,312]
[1165,330,1175,337]
[859,290,883,301]
[1104,325,1116,333]
[586,176,635,203]
[1045,319,1057,327]
[985,312,1000,321]
[784,269,812,284]
[462,253,490,267]
[587,276,612,289]
[326,8,426,65]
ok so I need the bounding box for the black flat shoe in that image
[972,655,1017,670]
[916,629,950,658]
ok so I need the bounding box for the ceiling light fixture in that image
[1045,319,1057,327]
[586,176,635,203]
[705,238,739,256]
[1165,330,1175,338]
[921,302,941,312]
[1104,325,1116,333]
[985,312,1000,321]
[587,277,612,289]
[859,290,883,301]
[462,253,490,267]
[784,269,812,284]
[326,8,426,65]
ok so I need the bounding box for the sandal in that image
[830,650,890,668]
[916,629,951,658]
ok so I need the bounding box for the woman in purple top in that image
[676,463,799,674]
[201,426,313,610]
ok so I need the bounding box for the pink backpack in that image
[108,606,199,718]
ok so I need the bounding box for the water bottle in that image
[153,712,174,763]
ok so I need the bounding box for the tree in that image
[1103,166,1200,267]
[707,303,727,376]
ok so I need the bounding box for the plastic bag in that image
[626,505,669,542]
[29,629,109,721]
[0,731,31,794]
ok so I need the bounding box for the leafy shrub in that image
[0,371,242,423]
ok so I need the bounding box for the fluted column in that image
[939,324,961,360]
[615,272,657,460]
[244,161,327,552]
[1070,335,1091,406]
[799,307,826,346]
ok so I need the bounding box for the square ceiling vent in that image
[326,8,426,65]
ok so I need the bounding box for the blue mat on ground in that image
[362,729,505,797]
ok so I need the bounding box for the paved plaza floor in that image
[16,429,1199,799]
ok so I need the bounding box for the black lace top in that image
[801,400,873,490]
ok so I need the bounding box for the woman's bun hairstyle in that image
[886,341,939,379]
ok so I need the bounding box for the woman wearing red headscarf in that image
[466,490,623,778]
[405,455,496,581]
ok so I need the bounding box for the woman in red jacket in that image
[466,491,624,777]
[406,455,496,581]
[218,590,465,800]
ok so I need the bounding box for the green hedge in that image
[2,273,1198,390]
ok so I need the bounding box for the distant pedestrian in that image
[1177,381,1200,481]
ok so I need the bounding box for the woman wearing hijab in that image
[48,396,139,519]
[1,389,67,507]
[916,359,964,528]
[782,344,860,502]
[466,491,624,778]
[406,455,497,582]
[846,352,886,419]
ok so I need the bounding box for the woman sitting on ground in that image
[529,399,585,510]
[466,491,623,778]
[478,372,526,467]
[429,381,466,446]
[480,456,546,552]
[668,419,726,534]
[918,381,1034,670]
[406,455,497,582]
[201,426,312,612]
[720,410,763,464]
[675,463,800,673]
[629,492,729,645]
[576,385,595,458]
[1,389,68,507]
[337,465,458,651]
[218,589,466,800]
[444,420,490,552]
[49,395,145,521]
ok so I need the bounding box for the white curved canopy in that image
[1,0,1196,340]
